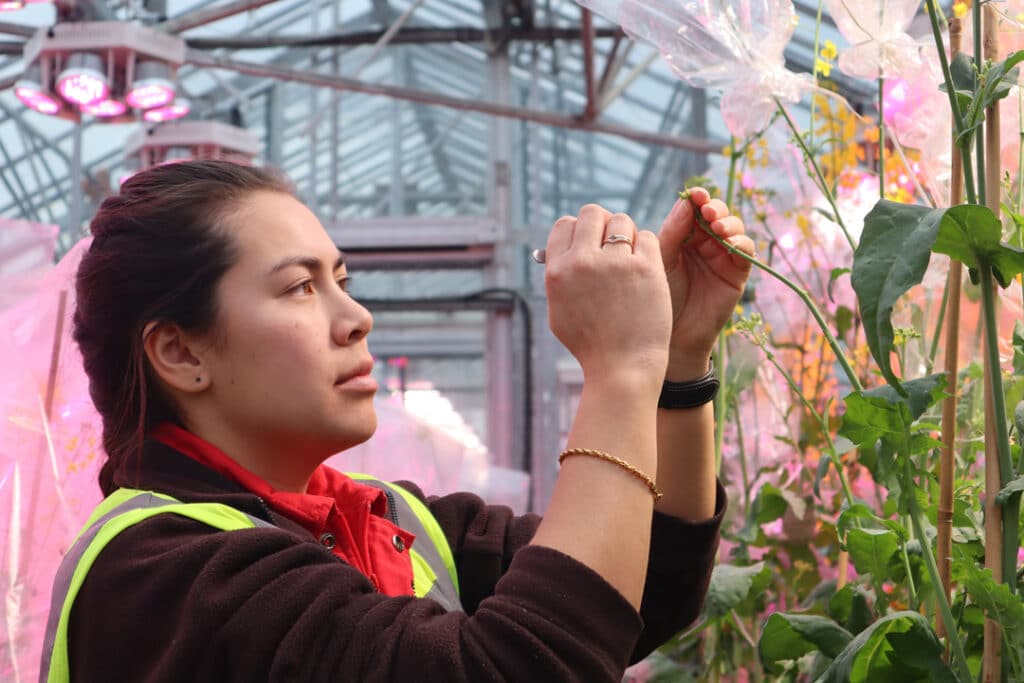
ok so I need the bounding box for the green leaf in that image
[967,50,1024,131]
[817,611,954,683]
[753,484,789,524]
[759,613,852,669]
[835,305,854,339]
[828,585,873,635]
[855,200,1024,393]
[995,474,1024,505]
[932,204,1024,288]
[702,562,771,619]
[838,375,947,450]
[828,268,851,304]
[958,563,1024,673]
[1014,321,1024,376]
[846,528,899,584]
[852,200,936,392]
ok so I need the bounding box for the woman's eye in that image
[337,276,351,293]
[290,280,315,295]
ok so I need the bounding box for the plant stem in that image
[735,397,752,513]
[900,514,919,609]
[927,275,951,374]
[765,351,856,505]
[685,203,863,393]
[978,263,1020,594]
[879,76,886,202]
[905,457,974,683]
[809,0,825,150]
[924,2,979,206]
[974,0,986,208]
[774,99,857,251]
[1017,88,1024,215]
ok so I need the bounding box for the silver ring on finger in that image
[602,233,633,248]
[530,248,546,264]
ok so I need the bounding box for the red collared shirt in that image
[152,423,415,596]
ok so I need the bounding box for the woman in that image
[42,160,753,682]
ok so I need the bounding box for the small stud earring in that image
[195,377,201,383]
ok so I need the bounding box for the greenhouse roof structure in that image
[0,0,953,507]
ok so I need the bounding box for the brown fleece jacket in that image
[63,441,724,682]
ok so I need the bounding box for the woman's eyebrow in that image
[267,251,346,276]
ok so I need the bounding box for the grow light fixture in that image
[17,21,185,122]
[56,52,108,106]
[81,97,127,118]
[142,98,190,122]
[14,63,61,114]
[126,61,174,109]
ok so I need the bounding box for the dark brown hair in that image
[74,160,294,495]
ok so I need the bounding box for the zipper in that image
[255,496,275,524]
[383,488,400,527]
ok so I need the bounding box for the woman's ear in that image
[142,321,210,393]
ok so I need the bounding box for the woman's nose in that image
[333,298,373,345]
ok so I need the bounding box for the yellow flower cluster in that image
[815,40,838,79]
[952,2,968,19]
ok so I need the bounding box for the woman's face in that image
[199,190,377,461]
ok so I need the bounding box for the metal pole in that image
[185,49,723,153]
[483,37,517,471]
[580,8,596,122]
[158,0,283,33]
[67,122,83,237]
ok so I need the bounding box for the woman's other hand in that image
[544,204,671,392]
[657,188,755,380]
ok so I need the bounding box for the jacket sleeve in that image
[404,479,727,662]
[69,515,643,683]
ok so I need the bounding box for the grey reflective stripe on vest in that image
[38,492,274,683]
[356,478,463,613]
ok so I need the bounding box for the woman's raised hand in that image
[543,204,672,391]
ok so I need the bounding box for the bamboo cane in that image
[982,6,1004,681]
[936,17,964,645]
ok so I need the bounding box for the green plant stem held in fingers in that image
[682,190,863,394]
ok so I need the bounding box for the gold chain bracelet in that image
[558,447,662,502]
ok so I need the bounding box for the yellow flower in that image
[721,144,732,157]
[815,58,833,78]
[864,126,880,144]
[820,40,838,61]
[953,2,968,18]
[796,213,810,231]
[734,305,744,315]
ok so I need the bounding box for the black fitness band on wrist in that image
[658,359,719,409]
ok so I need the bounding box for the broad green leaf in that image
[855,200,1024,393]
[932,204,1024,287]
[838,375,947,450]
[837,504,906,541]
[995,474,1024,505]
[759,613,852,669]
[828,585,873,635]
[702,562,771,619]
[846,528,898,584]
[817,611,952,683]
[853,200,936,392]
[1014,321,1024,376]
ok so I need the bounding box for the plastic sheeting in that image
[0,237,526,682]
[576,0,825,137]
